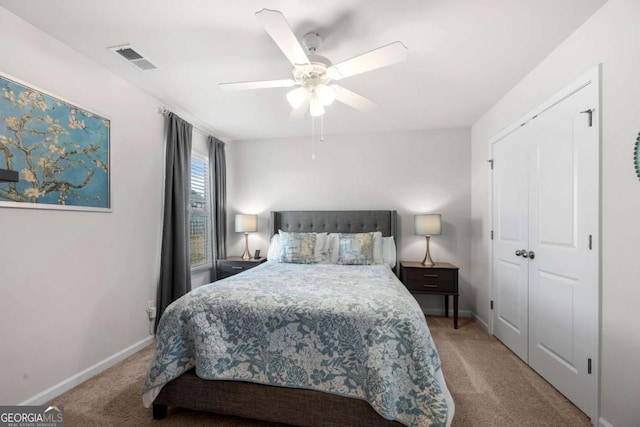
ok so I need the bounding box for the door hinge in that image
[588,358,592,374]
[589,235,593,250]
[488,159,494,169]
[490,230,494,240]
[490,300,494,310]
[580,109,594,127]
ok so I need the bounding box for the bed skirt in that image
[152,369,404,427]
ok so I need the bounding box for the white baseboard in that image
[598,417,613,427]
[422,308,490,330]
[20,336,154,405]
[422,308,473,318]
[471,311,489,331]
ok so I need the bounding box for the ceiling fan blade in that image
[255,9,310,67]
[219,79,296,91]
[328,41,408,80]
[332,85,378,113]
[289,97,310,122]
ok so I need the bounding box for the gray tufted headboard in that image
[270,210,397,240]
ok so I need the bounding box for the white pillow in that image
[314,232,333,263]
[372,231,383,263]
[381,236,397,268]
[267,233,283,261]
[372,232,397,267]
[328,233,340,263]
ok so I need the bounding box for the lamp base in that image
[241,232,252,260]
[421,235,435,267]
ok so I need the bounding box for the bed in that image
[143,210,454,426]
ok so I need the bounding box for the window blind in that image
[189,154,211,269]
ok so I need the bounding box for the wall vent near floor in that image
[107,44,157,71]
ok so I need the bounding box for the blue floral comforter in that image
[142,262,453,426]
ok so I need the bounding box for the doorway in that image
[489,67,600,422]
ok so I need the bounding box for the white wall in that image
[226,128,472,314]
[470,0,640,425]
[0,8,163,404]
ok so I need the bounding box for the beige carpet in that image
[48,316,591,426]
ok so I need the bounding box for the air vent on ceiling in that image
[107,44,157,71]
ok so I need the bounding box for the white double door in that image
[491,78,598,419]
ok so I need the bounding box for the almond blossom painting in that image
[0,73,110,211]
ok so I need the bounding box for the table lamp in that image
[235,214,257,260]
[414,214,442,267]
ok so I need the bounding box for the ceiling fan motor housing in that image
[293,56,332,89]
[302,32,322,53]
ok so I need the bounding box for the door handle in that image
[521,249,528,258]
[528,251,535,260]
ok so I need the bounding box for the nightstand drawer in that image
[219,262,251,274]
[218,265,248,279]
[403,268,456,293]
[216,257,266,280]
[399,261,459,328]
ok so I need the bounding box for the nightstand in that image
[400,261,459,329]
[216,256,267,280]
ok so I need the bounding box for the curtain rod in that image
[157,107,218,138]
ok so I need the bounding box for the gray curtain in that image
[208,136,226,280]
[155,112,193,331]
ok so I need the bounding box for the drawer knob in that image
[423,273,438,278]
[423,284,438,288]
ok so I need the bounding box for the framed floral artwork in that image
[0,71,110,211]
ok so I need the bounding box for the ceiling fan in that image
[219,9,408,121]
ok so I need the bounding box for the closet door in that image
[491,76,598,420]
[491,128,532,363]
[527,82,598,417]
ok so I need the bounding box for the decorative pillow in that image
[337,233,374,265]
[278,231,317,264]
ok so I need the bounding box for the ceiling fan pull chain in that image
[320,115,325,142]
[311,116,316,160]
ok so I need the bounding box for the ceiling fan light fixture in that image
[220,9,408,128]
[326,67,341,81]
[286,87,308,109]
[309,95,325,117]
[316,84,336,106]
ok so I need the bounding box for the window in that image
[190,154,211,269]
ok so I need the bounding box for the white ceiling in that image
[0,0,607,141]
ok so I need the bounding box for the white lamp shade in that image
[286,87,308,109]
[414,214,442,236]
[315,84,336,106]
[309,95,325,117]
[235,214,257,233]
